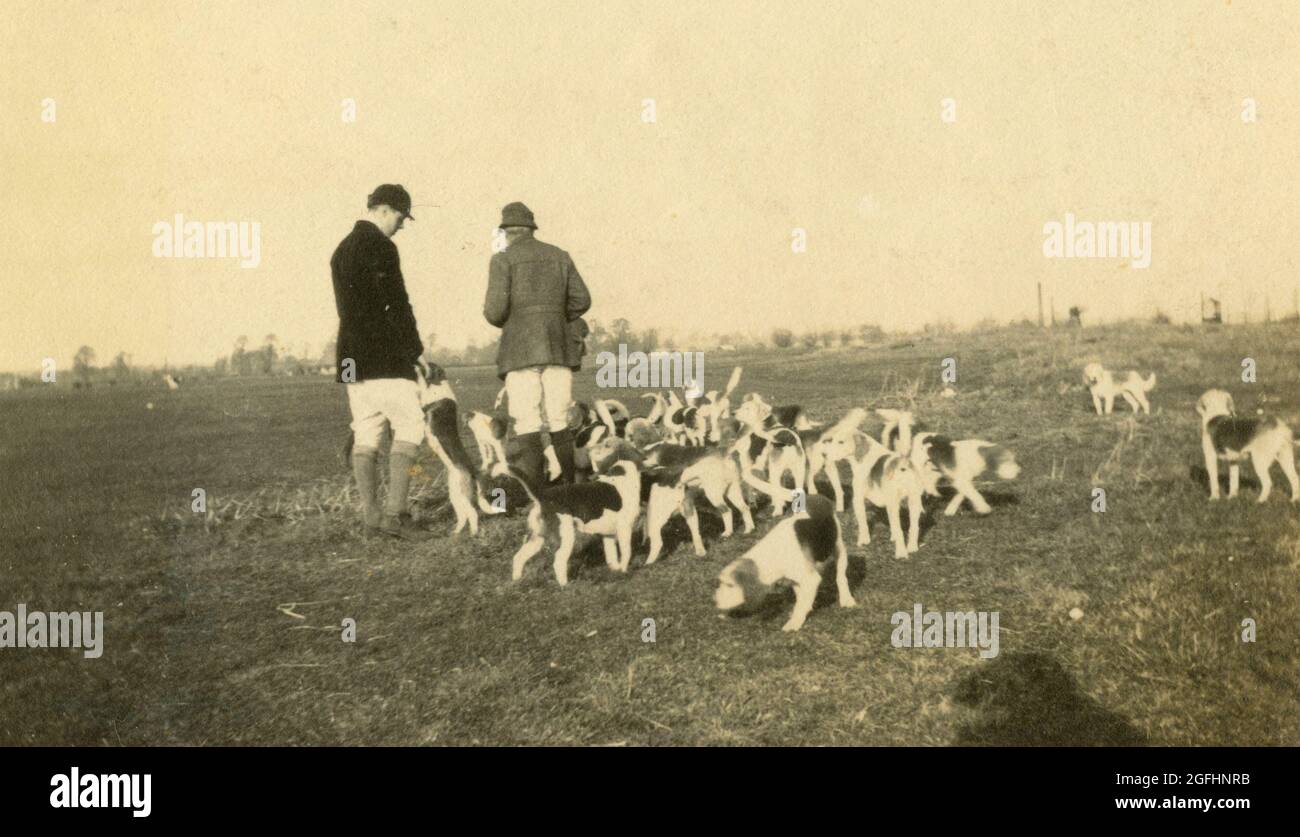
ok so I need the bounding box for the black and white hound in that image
[714,494,855,632]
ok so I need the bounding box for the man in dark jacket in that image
[483,202,591,486]
[331,184,429,540]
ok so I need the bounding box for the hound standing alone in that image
[1083,362,1156,416]
[1196,389,1299,502]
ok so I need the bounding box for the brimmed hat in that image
[499,201,537,230]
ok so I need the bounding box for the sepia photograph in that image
[0,0,1295,810]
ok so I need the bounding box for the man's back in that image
[331,220,421,382]
[484,233,590,378]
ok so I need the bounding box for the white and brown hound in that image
[1197,389,1299,503]
[495,460,643,586]
[1083,362,1156,416]
[714,494,855,632]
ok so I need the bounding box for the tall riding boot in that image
[351,446,382,531]
[507,431,547,492]
[549,428,577,484]
[381,440,432,541]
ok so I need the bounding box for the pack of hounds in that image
[408,360,1298,632]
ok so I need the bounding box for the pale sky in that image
[2,0,1297,371]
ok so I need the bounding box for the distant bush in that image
[857,323,885,343]
[771,329,794,348]
[1152,310,1172,325]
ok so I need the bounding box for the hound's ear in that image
[730,558,768,604]
[853,433,871,460]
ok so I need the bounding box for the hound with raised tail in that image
[1083,362,1156,415]
[714,494,855,632]
[1196,389,1299,502]
[701,366,744,443]
[415,364,502,535]
[494,460,642,585]
[661,390,709,445]
[819,425,931,558]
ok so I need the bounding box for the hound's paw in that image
[839,596,858,608]
[943,507,959,517]
[893,548,909,559]
[780,620,804,632]
[694,547,708,558]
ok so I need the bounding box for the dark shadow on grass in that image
[950,652,1147,746]
[1188,463,1261,496]
[632,508,730,566]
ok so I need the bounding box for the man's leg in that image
[505,368,547,489]
[346,383,387,531]
[379,378,433,540]
[541,366,575,483]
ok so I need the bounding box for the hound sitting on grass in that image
[1196,389,1299,503]
[714,494,855,632]
[494,461,642,586]
[1083,362,1156,415]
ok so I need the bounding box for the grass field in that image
[3,322,1299,745]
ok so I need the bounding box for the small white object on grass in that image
[146,402,154,410]
[942,386,956,399]
[1069,607,1084,621]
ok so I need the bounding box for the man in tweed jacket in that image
[483,202,591,486]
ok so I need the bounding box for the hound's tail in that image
[594,398,618,435]
[721,366,743,400]
[642,392,666,423]
[737,466,798,505]
[1143,373,1157,392]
